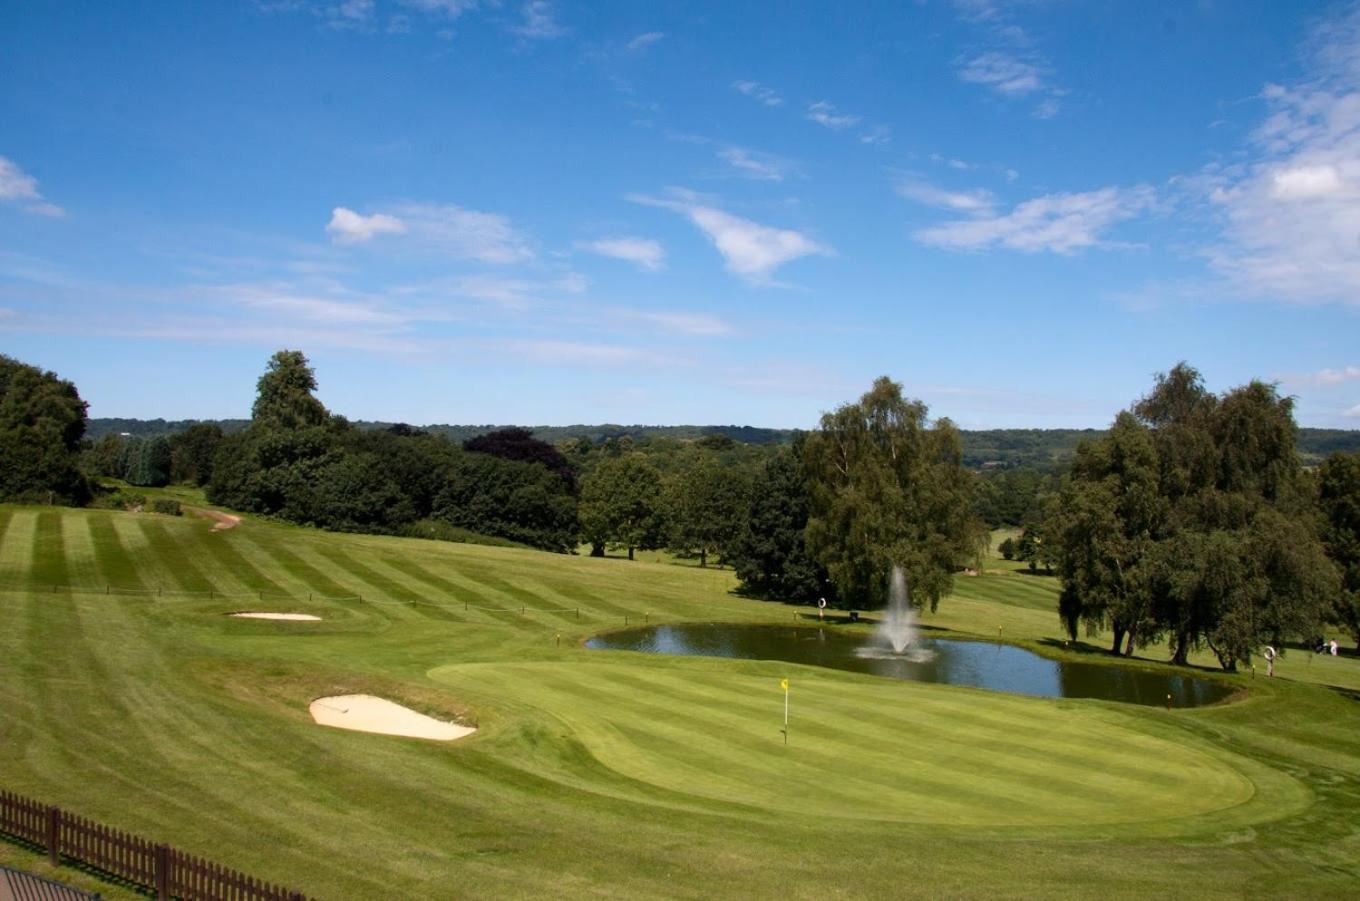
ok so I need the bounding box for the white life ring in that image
[818,598,827,609]
[1263,646,1277,661]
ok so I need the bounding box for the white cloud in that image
[634,311,732,336]
[511,1,566,39]
[396,203,533,262]
[326,207,407,244]
[1198,6,1360,305]
[580,236,665,271]
[626,31,664,53]
[860,126,892,146]
[895,179,996,214]
[959,51,1043,94]
[717,147,794,182]
[1270,164,1342,199]
[215,283,406,325]
[806,101,860,129]
[732,80,782,107]
[505,339,644,365]
[631,190,831,284]
[0,156,64,217]
[914,186,1155,254]
[400,0,477,16]
[1344,403,1360,419]
[1281,364,1360,388]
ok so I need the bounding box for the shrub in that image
[150,498,182,516]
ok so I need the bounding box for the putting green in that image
[430,659,1291,828]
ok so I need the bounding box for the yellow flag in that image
[780,678,789,692]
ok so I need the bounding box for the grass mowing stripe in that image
[85,513,150,591]
[306,544,470,624]
[194,529,292,598]
[137,518,217,593]
[0,509,37,585]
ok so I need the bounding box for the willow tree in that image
[801,377,981,611]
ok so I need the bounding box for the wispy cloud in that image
[732,80,783,107]
[959,51,1044,94]
[914,186,1155,254]
[629,310,733,336]
[510,0,566,39]
[503,338,646,366]
[717,146,796,182]
[805,101,860,129]
[951,2,1064,118]
[326,207,407,244]
[630,190,831,284]
[1279,365,1360,389]
[1345,403,1360,419]
[626,31,664,53]
[895,178,996,214]
[0,156,65,217]
[579,236,666,271]
[327,202,533,262]
[1192,6,1360,306]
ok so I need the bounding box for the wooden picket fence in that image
[0,789,308,901]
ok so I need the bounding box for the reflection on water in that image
[586,624,1233,708]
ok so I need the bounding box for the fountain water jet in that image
[856,564,936,662]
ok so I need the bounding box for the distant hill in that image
[86,419,1360,470]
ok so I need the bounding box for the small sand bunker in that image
[309,695,475,741]
[230,612,322,621]
[186,506,242,530]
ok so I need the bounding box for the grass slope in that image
[1,504,1359,899]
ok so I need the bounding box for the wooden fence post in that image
[154,843,170,901]
[46,805,60,867]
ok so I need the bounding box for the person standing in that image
[1331,639,1339,657]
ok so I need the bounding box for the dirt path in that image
[184,506,243,531]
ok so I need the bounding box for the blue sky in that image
[2,0,1359,429]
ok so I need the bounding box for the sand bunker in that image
[309,695,475,741]
[230,612,322,621]
[186,506,242,530]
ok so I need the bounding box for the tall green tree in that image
[0,355,90,504]
[1052,364,1338,670]
[665,455,753,567]
[169,423,224,486]
[579,454,666,560]
[251,350,328,431]
[1319,452,1360,648]
[729,442,832,602]
[801,376,981,610]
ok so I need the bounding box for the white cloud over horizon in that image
[895,178,996,214]
[1195,7,1360,306]
[732,80,782,107]
[326,207,407,244]
[0,156,65,217]
[579,236,666,271]
[806,101,860,129]
[630,190,831,284]
[914,185,1155,254]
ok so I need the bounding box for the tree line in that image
[3,351,1357,656]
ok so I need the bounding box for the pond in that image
[586,623,1234,708]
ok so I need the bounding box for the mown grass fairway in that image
[2,504,1360,898]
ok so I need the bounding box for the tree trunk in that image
[1170,631,1190,666]
[1110,626,1126,656]
[699,548,707,568]
[627,546,635,561]
[590,542,604,558]
[1123,629,1136,657]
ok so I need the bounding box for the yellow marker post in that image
[780,678,790,745]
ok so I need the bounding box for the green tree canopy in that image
[579,453,666,560]
[665,454,753,567]
[1319,451,1360,648]
[0,355,90,504]
[251,350,328,431]
[801,376,981,611]
[1052,363,1338,670]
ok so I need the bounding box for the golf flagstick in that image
[780,678,789,744]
